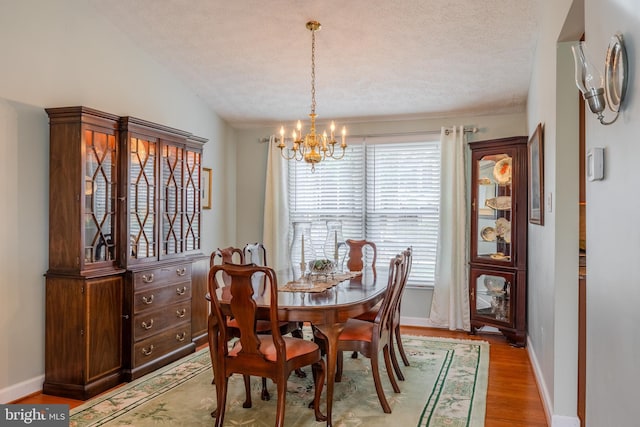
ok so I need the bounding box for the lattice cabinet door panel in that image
[184,146,203,253]
[84,128,118,265]
[161,142,185,257]
[120,124,160,266]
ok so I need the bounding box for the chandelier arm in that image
[329,147,347,160]
[324,143,334,158]
[279,148,297,161]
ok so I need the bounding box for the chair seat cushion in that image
[229,336,320,362]
[339,318,374,342]
[354,301,382,322]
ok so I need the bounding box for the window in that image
[287,134,440,287]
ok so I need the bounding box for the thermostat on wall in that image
[587,147,604,181]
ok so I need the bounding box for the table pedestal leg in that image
[314,322,345,427]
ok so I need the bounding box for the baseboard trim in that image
[1,374,44,404]
[527,335,553,426]
[399,316,431,327]
[552,415,581,427]
[527,337,581,427]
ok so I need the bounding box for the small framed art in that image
[202,167,212,210]
[528,124,544,225]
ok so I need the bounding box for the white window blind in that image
[287,135,440,287]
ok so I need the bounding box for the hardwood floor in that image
[13,327,548,426]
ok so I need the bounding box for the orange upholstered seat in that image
[229,335,322,362]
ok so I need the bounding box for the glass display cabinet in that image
[45,107,208,399]
[469,136,528,347]
[45,107,125,400]
[118,117,207,381]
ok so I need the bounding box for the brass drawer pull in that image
[176,286,187,296]
[142,273,154,283]
[176,308,187,318]
[142,295,154,305]
[176,332,187,342]
[141,344,154,356]
[176,267,187,276]
[141,319,154,330]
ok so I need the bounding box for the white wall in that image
[527,1,581,425]
[0,0,234,402]
[234,113,528,323]
[528,0,640,426]
[582,1,640,426]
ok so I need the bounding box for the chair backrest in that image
[391,247,413,322]
[210,247,245,287]
[345,239,377,272]
[243,243,268,293]
[373,253,406,338]
[210,246,244,268]
[208,263,285,363]
[243,243,267,266]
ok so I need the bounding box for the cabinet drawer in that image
[133,323,191,367]
[133,264,191,289]
[133,302,191,342]
[133,281,191,313]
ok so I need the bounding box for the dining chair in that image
[314,252,406,413]
[354,247,413,380]
[345,239,377,272]
[209,244,304,401]
[209,246,271,401]
[208,263,326,426]
[243,242,306,352]
[345,239,377,360]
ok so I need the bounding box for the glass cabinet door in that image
[84,129,117,264]
[161,143,185,256]
[183,149,201,252]
[474,272,514,325]
[475,153,512,262]
[129,137,157,260]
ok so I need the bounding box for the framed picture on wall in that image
[202,167,212,210]
[528,123,544,225]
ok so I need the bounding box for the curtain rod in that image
[258,127,477,143]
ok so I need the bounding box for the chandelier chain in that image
[310,28,316,116]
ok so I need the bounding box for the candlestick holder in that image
[323,220,345,272]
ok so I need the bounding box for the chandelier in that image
[276,20,347,171]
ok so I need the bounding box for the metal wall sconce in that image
[571,34,628,125]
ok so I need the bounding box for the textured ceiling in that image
[88,0,540,128]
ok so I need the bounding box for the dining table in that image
[211,266,386,426]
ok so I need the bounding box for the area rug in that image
[70,335,488,426]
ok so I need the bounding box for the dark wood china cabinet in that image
[44,107,208,399]
[469,136,528,347]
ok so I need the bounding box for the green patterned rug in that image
[70,335,488,426]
